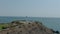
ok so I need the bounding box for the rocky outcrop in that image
[0,20,56,34]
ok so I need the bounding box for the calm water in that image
[0,16,60,31]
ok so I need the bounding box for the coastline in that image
[0,20,59,34]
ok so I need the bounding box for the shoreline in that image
[0,20,59,34]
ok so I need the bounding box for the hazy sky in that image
[0,0,60,17]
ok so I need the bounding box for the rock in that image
[0,20,55,34]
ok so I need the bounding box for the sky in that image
[0,0,60,17]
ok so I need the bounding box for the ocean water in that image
[0,16,60,31]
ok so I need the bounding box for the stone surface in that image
[0,20,54,34]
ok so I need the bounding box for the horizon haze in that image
[0,0,60,17]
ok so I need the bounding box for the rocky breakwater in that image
[0,20,58,34]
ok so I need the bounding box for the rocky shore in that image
[0,20,59,34]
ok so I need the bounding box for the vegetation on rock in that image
[0,20,59,34]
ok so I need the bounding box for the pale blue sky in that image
[0,0,60,17]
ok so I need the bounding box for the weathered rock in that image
[0,20,55,34]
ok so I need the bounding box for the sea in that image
[0,16,60,32]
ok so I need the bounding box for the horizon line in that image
[0,16,60,18]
